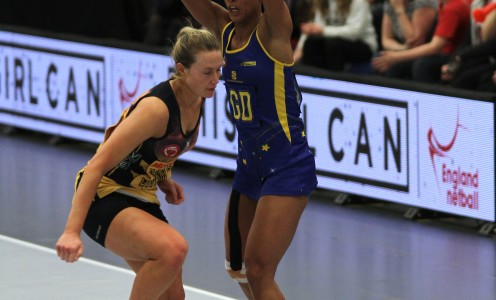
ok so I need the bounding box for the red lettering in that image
[446,189,479,210]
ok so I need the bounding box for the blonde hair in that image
[170,26,221,79]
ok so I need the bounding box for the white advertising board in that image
[0,30,494,221]
[0,30,172,141]
[296,76,494,221]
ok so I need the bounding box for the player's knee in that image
[170,239,188,269]
[155,235,188,271]
[162,284,185,300]
[244,259,276,283]
[225,260,247,284]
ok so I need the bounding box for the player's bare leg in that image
[244,194,308,299]
[105,208,188,299]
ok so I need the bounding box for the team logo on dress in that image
[161,145,180,158]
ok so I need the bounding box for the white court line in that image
[0,234,237,300]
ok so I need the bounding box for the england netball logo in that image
[119,64,142,109]
[428,114,479,209]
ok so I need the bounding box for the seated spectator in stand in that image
[476,0,496,42]
[441,39,496,92]
[369,0,386,51]
[468,0,492,46]
[440,7,496,92]
[378,0,437,76]
[381,0,437,51]
[372,0,470,84]
[293,0,378,72]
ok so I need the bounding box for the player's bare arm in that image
[181,0,230,38]
[259,0,294,63]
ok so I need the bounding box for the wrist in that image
[63,228,82,236]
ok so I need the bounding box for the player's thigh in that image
[245,195,308,266]
[106,207,186,261]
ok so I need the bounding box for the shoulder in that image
[149,80,174,96]
[350,0,372,13]
[349,0,373,17]
[133,96,169,120]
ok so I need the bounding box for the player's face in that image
[224,0,262,22]
[185,50,223,99]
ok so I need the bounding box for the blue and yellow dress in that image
[221,22,317,200]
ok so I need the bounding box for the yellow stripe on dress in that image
[274,64,291,142]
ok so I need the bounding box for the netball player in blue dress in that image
[182,1,318,298]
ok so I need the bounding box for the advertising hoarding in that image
[1,30,494,221]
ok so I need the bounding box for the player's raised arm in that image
[261,0,293,38]
[182,0,230,38]
[259,0,294,63]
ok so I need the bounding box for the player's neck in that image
[233,14,261,42]
[171,79,200,109]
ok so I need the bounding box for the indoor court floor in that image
[1,128,496,300]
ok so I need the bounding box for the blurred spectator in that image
[381,0,437,51]
[469,0,489,45]
[144,0,200,48]
[376,0,437,77]
[440,7,496,92]
[478,1,496,41]
[369,0,386,51]
[293,0,378,72]
[372,0,471,84]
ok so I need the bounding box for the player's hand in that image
[158,178,185,205]
[55,232,83,263]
